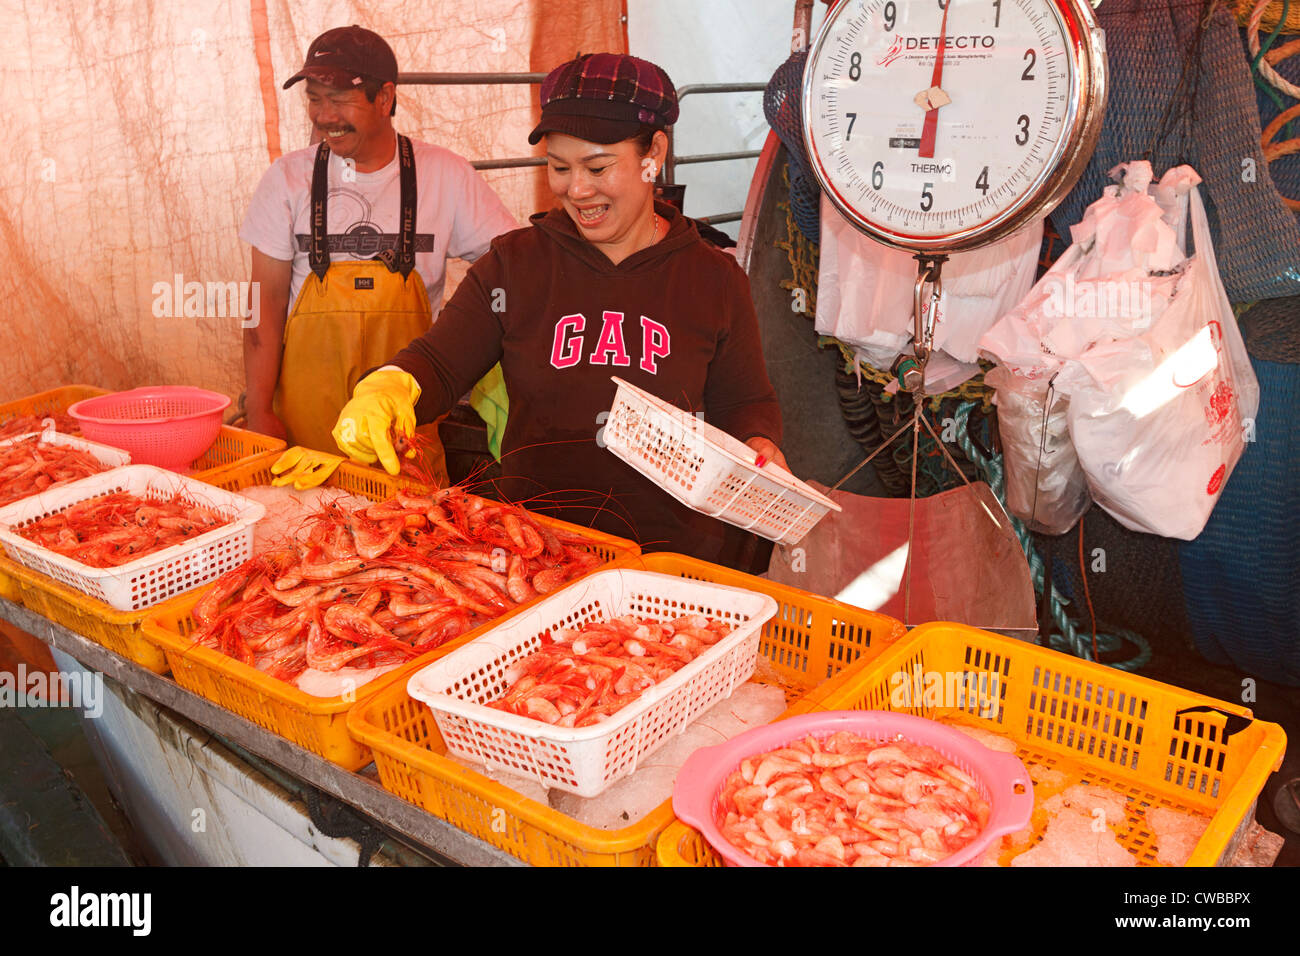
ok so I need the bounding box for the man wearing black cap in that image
[241,25,516,486]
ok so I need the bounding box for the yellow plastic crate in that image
[657,819,723,867]
[188,427,286,481]
[0,554,173,673]
[345,551,907,866]
[0,386,110,600]
[197,452,433,501]
[0,388,270,606]
[0,571,20,607]
[144,590,374,767]
[0,384,108,434]
[140,472,642,770]
[658,621,1288,867]
[0,386,282,476]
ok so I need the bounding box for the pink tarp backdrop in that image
[0,0,626,406]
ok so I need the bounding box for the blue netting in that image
[764,52,821,242]
[1179,357,1300,685]
[1050,1,1300,303]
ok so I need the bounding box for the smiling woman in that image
[528,55,675,267]
[278,53,792,568]
[545,129,667,266]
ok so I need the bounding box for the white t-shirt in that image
[240,136,518,306]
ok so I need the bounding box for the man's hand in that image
[332,368,422,475]
[745,436,790,473]
[245,406,288,441]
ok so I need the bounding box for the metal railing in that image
[398,72,548,172]
[397,72,766,225]
[666,82,766,224]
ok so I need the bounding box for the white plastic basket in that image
[602,376,841,545]
[406,568,779,797]
[0,464,265,611]
[0,430,132,506]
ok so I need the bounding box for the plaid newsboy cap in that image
[528,53,679,145]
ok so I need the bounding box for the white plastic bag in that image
[816,193,1043,376]
[975,161,1184,534]
[1060,176,1260,540]
[979,161,1187,379]
[984,366,1091,535]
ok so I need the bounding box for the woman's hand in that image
[745,436,789,473]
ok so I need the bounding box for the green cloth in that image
[469,363,508,460]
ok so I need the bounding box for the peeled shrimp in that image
[716,733,990,867]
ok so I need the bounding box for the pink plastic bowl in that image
[68,386,230,470]
[672,710,1035,867]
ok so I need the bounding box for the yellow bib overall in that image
[273,135,448,486]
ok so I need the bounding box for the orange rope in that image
[1261,103,1300,210]
[1252,0,1300,209]
[250,0,283,165]
[1265,36,1300,62]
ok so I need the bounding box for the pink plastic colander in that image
[672,710,1034,867]
[68,386,230,471]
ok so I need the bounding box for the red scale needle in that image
[918,1,952,159]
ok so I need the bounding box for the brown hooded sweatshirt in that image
[389,202,782,562]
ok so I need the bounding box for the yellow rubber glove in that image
[270,446,343,489]
[331,367,422,476]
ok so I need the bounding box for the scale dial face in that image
[803,0,1106,253]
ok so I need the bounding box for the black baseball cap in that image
[528,53,679,145]
[283,25,398,90]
